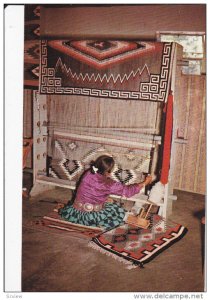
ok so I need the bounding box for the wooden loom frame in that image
[30,44,180,219]
[30,91,174,218]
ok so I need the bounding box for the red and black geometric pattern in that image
[24,5,40,87]
[90,214,187,267]
[24,23,40,40]
[25,4,40,21]
[48,40,155,70]
[24,41,40,63]
[40,40,174,102]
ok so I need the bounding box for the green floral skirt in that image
[59,202,125,230]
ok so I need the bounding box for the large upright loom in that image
[30,40,181,218]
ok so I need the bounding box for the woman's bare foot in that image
[53,203,65,212]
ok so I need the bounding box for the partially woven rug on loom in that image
[41,211,103,239]
[48,135,151,184]
[89,215,188,269]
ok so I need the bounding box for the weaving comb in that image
[126,204,153,229]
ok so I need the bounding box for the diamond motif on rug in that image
[49,158,84,181]
[89,215,188,268]
[51,40,154,69]
[111,167,136,184]
[86,40,117,53]
[124,240,142,251]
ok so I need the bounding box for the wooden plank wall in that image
[40,5,206,39]
[173,75,206,194]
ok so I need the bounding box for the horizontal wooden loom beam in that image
[51,127,162,141]
[54,130,161,149]
[49,124,160,134]
[35,175,164,207]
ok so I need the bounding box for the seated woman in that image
[59,155,152,230]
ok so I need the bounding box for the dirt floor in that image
[22,173,205,292]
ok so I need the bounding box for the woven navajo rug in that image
[42,211,103,239]
[89,214,187,269]
[40,40,174,102]
[48,135,151,184]
[24,5,40,87]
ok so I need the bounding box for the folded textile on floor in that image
[89,214,188,269]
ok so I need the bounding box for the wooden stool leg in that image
[144,204,153,219]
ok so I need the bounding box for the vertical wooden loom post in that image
[162,44,179,217]
[30,92,54,196]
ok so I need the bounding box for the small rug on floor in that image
[42,211,103,238]
[89,214,188,269]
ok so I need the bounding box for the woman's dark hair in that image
[90,155,114,175]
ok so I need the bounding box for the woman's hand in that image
[144,175,153,186]
[138,175,153,189]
